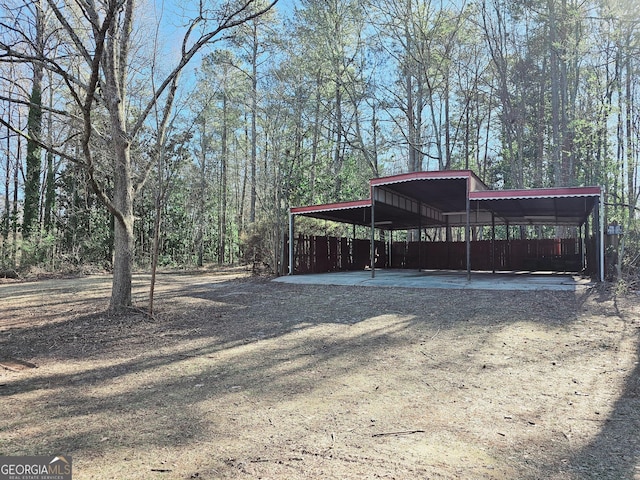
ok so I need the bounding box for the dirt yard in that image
[1,268,640,479]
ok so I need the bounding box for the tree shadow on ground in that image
[561,293,640,480]
[2,273,619,478]
[515,287,640,480]
[1,273,582,358]
[1,304,421,459]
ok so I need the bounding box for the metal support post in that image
[418,201,422,271]
[370,188,376,279]
[288,212,294,275]
[466,184,471,281]
[599,194,605,282]
[491,212,496,274]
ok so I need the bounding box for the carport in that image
[288,170,604,281]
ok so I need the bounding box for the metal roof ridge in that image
[370,169,483,186]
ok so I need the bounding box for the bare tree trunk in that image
[110,142,135,311]
[149,187,161,314]
[310,70,322,201]
[12,123,20,266]
[197,157,206,267]
[219,91,228,265]
[406,64,417,171]
[250,20,258,225]
[43,70,56,233]
[535,55,547,187]
[616,48,624,209]
[2,106,11,262]
[333,75,344,196]
[103,0,135,311]
[444,76,451,170]
[23,0,44,239]
[625,35,635,223]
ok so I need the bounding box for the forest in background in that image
[1,0,639,291]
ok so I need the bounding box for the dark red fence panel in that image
[375,240,386,268]
[405,242,420,268]
[391,243,406,268]
[293,235,312,273]
[396,238,583,272]
[340,238,350,270]
[470,240,491,270]
[314,236,329,272]
[289,235,591,274]
[352,239,371,270]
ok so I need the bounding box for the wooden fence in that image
[289,235,593,275]
[291,235,386,273]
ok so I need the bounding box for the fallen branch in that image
[0,359,37,371]
[431,328,441,340]
[372,430,425,437]
[0,363,20,372]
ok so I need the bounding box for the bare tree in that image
[1,0,277,311]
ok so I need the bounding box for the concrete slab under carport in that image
[273,269,594,291]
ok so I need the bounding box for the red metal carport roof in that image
[290,171,601,229]
[290,199,373,226]
[469,186,601,227]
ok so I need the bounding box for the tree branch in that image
[0,93,78,120]
[45,0,93,65]
[0,115,80,165]
[130,0,279,139]
[79,1,123,222]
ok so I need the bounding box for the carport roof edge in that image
[469,185,602,200]
[290,198,371,215]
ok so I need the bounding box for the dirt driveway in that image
[1,269,640,479]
